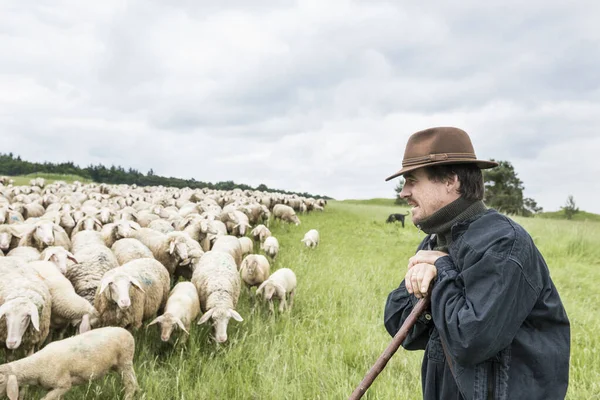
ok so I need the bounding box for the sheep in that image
[0,327,139,400]
[94,258,170,330]
[272,204,301,226]
[101,219,141,248]
[211,235,243,269]
[67,244,119,304]
[70,214,103,238]
[131,228,194,276]
[261,236,280,260]
[6,246,40,263]
[238,236,253,256]
[256,268,297,313]
[147,281,200,344]
[251,224,271,243]
[111,238,154,266]
[71,230,104,253]
[15,220,71,252]
[39,246,78,275]
[301,229,320,248]
[239,254,270,292]
[0,225,27,254]
[192,251,242,343]
[0,263,52,360]
[27,261,97,336]
[147,218,175,234]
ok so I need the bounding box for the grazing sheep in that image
[16,220,71,252]
[238,237,253,256]
[239,255,270,291]
[28,261,97,335]
[251,224,271,243]
[211,235,243,269]
[0,327,139,400]
[192,251,242,343]
[39,246,78,275]
[261,236,280,260]
[301,229,320,248]
[131,228,191,276]
[147,281,200,343]
[111,238,154,266]
[94,258,170,330]
[6,246,40,263]
[67,245,119,304]
[256,268,297,313]
[273,204,301,226]
[0,264,52,360]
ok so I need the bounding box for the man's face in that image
[399,168,458,225]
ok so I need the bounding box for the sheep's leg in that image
[268,299,274,314]
[41,386,71,400]
[288,289,295,311]
[279,296,287,313]
[119,362,139,400]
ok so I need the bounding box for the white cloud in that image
[1,0,599,213]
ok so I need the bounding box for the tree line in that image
[0,153,331,199]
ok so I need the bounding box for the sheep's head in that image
[33,221,57,246]
[291,215,301,226]
[42,246,78,274]
[99,274,145,309]
[197,307,243,343]
[0,371,19,400]
[257,282,277,302]
[97,208,115,224]
[148,313,188,342]
[80,215,103,232]
[115,220,140,239]
[0,299,40,350]
[168,235,189,262]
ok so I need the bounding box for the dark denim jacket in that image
[384,209,570,400]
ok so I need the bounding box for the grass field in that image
[10,199,600,399]
[5,173,92,186]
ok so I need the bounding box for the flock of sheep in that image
[0,177,325,399]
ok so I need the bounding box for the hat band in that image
[402,152,477,167]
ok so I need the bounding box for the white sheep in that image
[0,327,139,400]
[251,224,271,243]
[69,214,103,238]
[256,268,297,313]
[238,236,253,256]
[147,218,175,234]
[239,254,270,292]
[15,220,71,252]
[261,236,280,260]
[28,260,97,336]
[147,281,200,344]
[211,235,244,269]
[301,229,320,248]
[6,246,40,263]
[94,258,170,330]
[131,228,191,276]
[39,246,78,275]
[0,263,52,360]
[71,230,104,253]
[272,204,301,226]
[67,244,119,304]
[101,219,141,248]
[111,238,154,266]
[192,251,243,343]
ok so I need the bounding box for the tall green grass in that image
[13,200,600,399]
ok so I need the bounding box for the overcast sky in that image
[1,1,599,213]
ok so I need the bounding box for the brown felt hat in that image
[385,127,498,181]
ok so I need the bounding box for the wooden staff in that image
[349,294,431,400]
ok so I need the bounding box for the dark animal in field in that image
[386,212,409,227]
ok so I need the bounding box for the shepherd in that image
[379,127,569,399]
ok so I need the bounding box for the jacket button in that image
[424,313,432,321]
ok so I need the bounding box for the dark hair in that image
[424,164,484,201]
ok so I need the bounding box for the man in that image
[383,127,570,399]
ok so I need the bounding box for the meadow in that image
[1,183,596,399]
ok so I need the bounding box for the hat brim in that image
[385,159,499,182]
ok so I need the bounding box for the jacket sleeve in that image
[431,250,540,366]
[384,281,433,350]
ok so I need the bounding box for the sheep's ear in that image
[99,277,113,295]
[0,301,11,320]
[147,316,163,327]
[229,309,243,322]
[7,374,18,400]
[43,250,56,261]
[129,277,145,292]
[130,221,141,230]
[79,314,91,334]
[28,303,40,332]
[197,309,214,325]
[67,251,79,263]
[52,224,65,233]
[93,218,102,228]
[256,281,267,295]
[175,317,189,334]
[169,239,176,254]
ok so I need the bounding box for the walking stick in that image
[349,293,431,400]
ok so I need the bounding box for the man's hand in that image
[405,263,437,298]
[407,250,448,270]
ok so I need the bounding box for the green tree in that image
[483,160,530,216]
[393,177,408,206]
[561,195,579,220]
